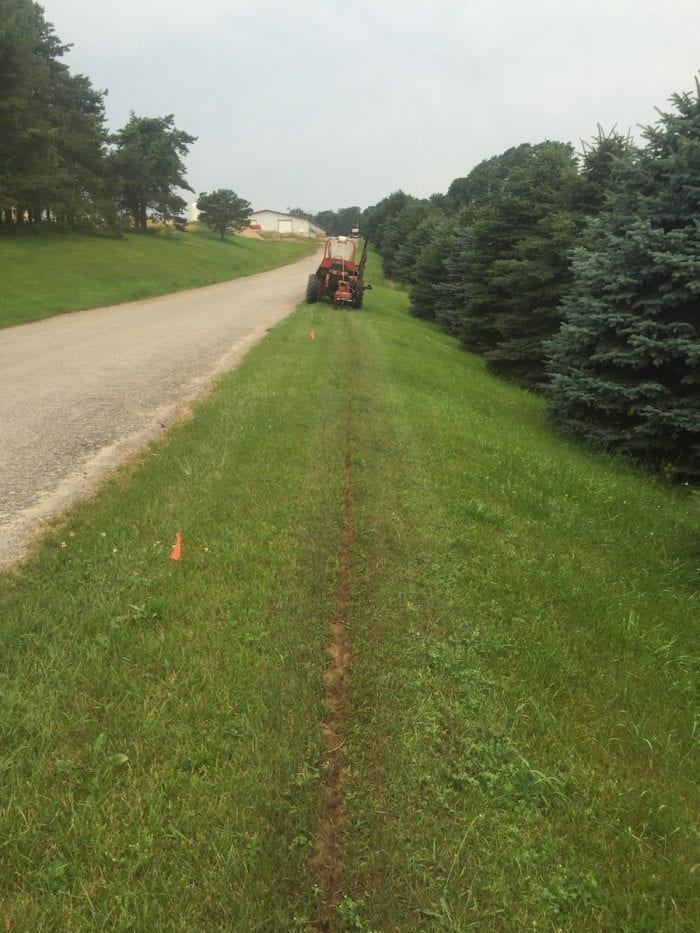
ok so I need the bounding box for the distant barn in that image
[249,210,326,238]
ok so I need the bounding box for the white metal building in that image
[249,210,326,237]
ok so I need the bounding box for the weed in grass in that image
[337,893,376,931]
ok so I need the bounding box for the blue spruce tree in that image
[547,79,700,481]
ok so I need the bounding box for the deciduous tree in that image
[311,206,361,237]
[197,189,252,239]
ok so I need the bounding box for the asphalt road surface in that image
[0,248,321,567]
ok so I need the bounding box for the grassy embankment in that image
[0,255,697,929]
[0,226,317,329]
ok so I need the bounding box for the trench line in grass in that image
[312,323,357,929]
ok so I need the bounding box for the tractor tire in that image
[352,286,364,309]
[306,274,321,303]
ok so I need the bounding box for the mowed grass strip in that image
[0,307,352,928]
[338,258,698,930]
[0,227,317,329]
[0,253,697,930]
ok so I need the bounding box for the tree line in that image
[0,0,212,232]
[323,82,698,483]
[3,2,696,478]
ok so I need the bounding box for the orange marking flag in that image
[170,531,183,561]
[309,329,315,340]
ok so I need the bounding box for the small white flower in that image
[61,541,67,548]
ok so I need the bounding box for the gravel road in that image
[0,248,321,566]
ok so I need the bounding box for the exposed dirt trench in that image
[312,337,357,930]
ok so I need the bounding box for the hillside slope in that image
[0,228,317,329]
[0,256,696,930]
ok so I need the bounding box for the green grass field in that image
[0,256,697,930]
[0,227,317,329]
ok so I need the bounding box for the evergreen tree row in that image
[0,0,196,231]
[548,85,699,481]
[355,80,699,481]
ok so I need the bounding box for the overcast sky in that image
[40,0,699,214]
